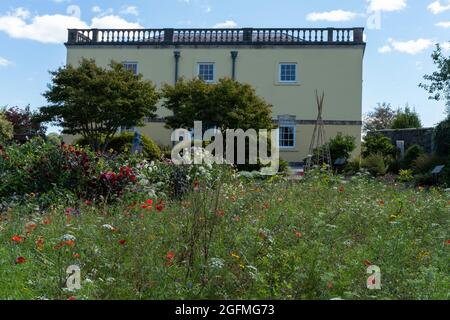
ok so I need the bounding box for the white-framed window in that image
[198,63,215,82]
[122,62,138,75]
[279,63,297,83]
[278,115,296,149]
[279,125,296,148]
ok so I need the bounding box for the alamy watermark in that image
[66,265,81,291]
[366,265,381,290]
[170,121,280,175]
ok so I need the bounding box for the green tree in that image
[2,105,45,141]
[0,112,13,143]
[363,102,395,132]
[362,134,395,158]
[434,117,450,157]
[390,105,422,129]
[419,43,450,116]
[39,58,160,151]
[162,78,273,131]
[319,133,356,164]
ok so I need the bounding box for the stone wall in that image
[367,128,435,154]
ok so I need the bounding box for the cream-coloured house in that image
[65,27,365,163]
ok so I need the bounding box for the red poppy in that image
[73,253,80,258]
[446,240,450,245]
[166,251,175,266]
[67,296,77,300]
[378,200,385,206]
[156,201,165,212]
[339,185,345,193]
[25,222,37,234]
[41,218,51,225]
[294,231,302,238]
[65,240,75,247]
[35,237,44,250]
[15,256,26,264]
[53,242,65,250]
[166,251,175,260]
[142,199,153,210]
[363,259,372,267]
[11,235,24,243]
[194,179,199,191]
[216,210,225,217]
[118,239,126,246]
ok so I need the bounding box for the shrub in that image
[413,154,445,174]
[434,117,450,157]
[397,169,414,183]
[362,134,395,159]
[343,157,361,175]
[361,153,386,176]
[0,113,13,143]
[108,132,161,161]
[0,138,139,202]
[278,158,289,175]
[441,158,450,187]
[75,132,162,161]
[328,133,356,164]
[401,144,424,169]
[414,173,433,186]
[386,155,401,174]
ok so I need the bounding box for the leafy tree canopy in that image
[2,105,45,140]
[363,102,396,132]
[162,78,273,131]
[419,43,450,116]
[390,105,422,129]
[38,58,160,151]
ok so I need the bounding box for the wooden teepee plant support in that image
[305,90,331,171]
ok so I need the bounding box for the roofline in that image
[65,27,366,47]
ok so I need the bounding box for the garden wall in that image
[367,127,435,154]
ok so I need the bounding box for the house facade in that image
[65,27,365,163]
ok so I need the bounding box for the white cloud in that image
[91,15,142,29]
[427,1,450,14]
[306,10,359,22]
[368,0,407,12]
[92,6,102,13]
[435,21,450,27]
[0,14,88,43]
[388,38,434,55]
[120,6,139,16]
[0,8,142,44]
[213,20,237,28]
[0,56,12,67]
[13,7,30,19]
[441,42,450,51]
[378,45,392,53]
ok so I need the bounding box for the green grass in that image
[0,173,449,300]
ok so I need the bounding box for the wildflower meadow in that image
[0,138,448,300]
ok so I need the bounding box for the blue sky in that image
[0,0,449,132]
